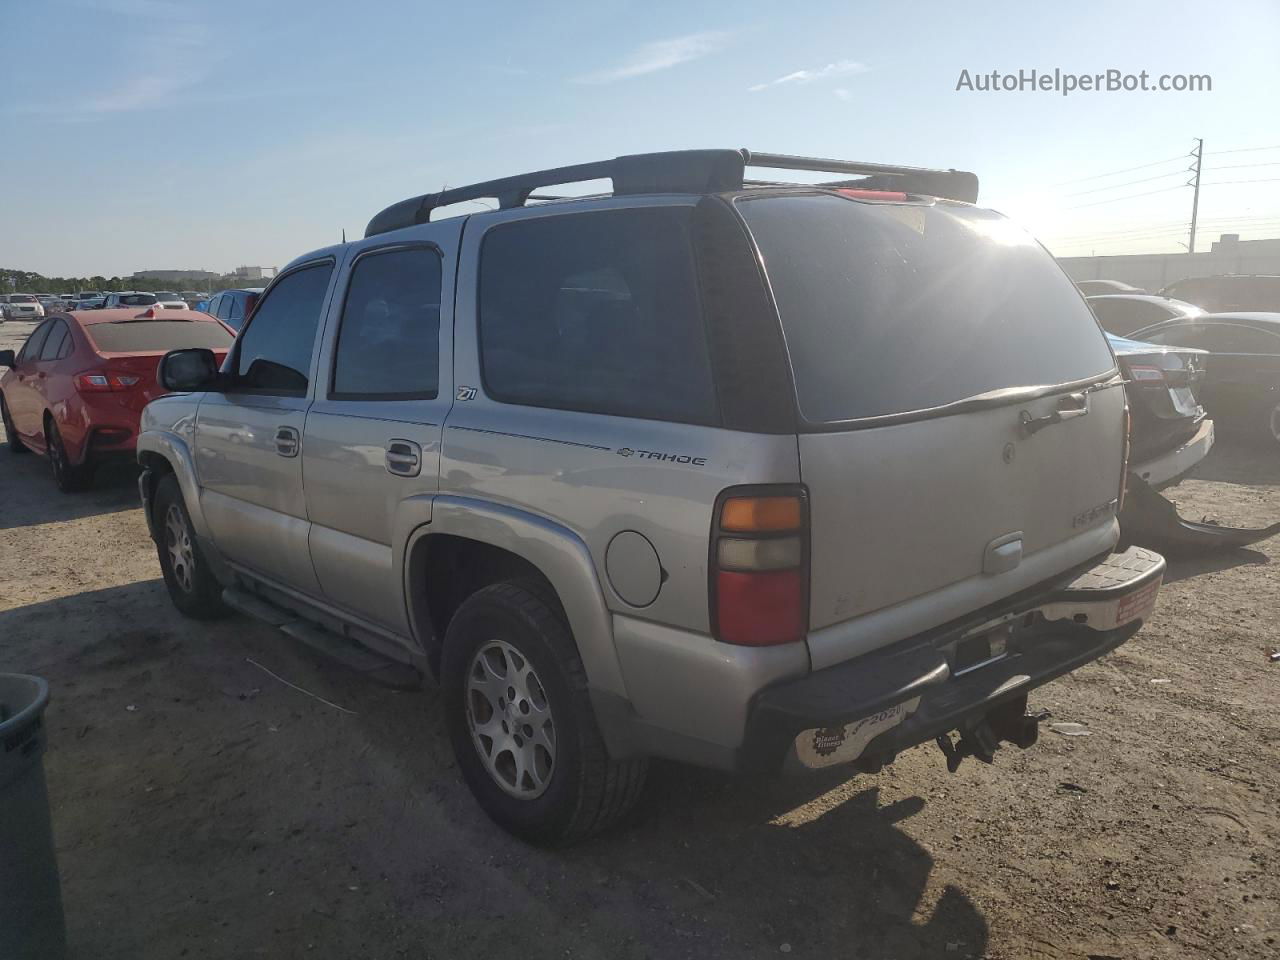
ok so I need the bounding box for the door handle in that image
[275,426,300,458]
[385,439,421,477]
[1020,392,1090,436]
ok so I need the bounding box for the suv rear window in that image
[478,207,718,425]
[87,320,234,352]
[738,194,1115,423]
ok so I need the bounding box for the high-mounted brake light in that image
[836,188,909,202]
[711,489,808,646]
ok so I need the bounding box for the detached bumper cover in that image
[741,546,1165,773]
[1130,416,1214,488]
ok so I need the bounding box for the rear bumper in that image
[740,546,1165,774]
[1130,417,1214,487]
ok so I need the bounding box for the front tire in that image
[1,395,28,454]
[441,581,647,844]
[153,473,230,619]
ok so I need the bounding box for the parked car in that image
[1159,274,1280,313]
[1107,334,1212,485]
[1086,294,1204,337]
[74,297,105,310]
[103,292,160,309]
[201,287,263,330]
[1,294,46,321]
[1076,279,1145,297]
[180,291,205,308]
[1130,312,1280,444]
[138,149,1165,843]
[0,307,234,490]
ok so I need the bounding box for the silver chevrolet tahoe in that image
[138,150,1165,843]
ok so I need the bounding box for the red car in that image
[0,307,234,491]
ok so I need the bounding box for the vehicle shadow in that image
[1161,544,1270,584]
[561,763,990,958]
[0,438,140,531]
[1184,432,1280,486]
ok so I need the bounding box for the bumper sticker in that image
[794,697,921,770]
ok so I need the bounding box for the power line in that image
[1201,177,1280,186]
[1063,170,1187,197]
[1048,153,1188,187]
[1205,144,1280,156]
[1065,185,1186,210]
[1208,161,1280,171]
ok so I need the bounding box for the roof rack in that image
[364,149,979,237]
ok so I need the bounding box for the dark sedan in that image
[1129,313,1280,445]
[1108,333,1213,485]
[1087,294,1204,337]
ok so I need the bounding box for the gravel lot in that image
[1,318,1277,959]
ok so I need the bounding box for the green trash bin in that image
[0,674,66,960]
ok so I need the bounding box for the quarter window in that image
[39,321,69,361]
[478,207,717,425]
[234,263,333,394]
[331,247,442,399]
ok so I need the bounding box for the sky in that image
[1,0,1278,278]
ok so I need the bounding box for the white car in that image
[1,294,45,321]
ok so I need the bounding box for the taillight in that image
[1125,363,1165,383]
[75,370,141,393]
[711,488,808,646]
[1118,404,1132,512]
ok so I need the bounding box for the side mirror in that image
[194,300,209,313]
[0,349,15,367]
[159,348,219,392]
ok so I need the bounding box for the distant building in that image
[232,265,277,281]
[131,269,220,282]
[1058,234,1280,291]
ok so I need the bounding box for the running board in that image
[222,586,421,689]
[1120,474,1280,551]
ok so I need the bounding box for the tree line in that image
[2,268,230,296]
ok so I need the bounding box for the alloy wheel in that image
[165,504,196,593]
[465,639,557,799]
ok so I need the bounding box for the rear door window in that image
[478,207,717,425]
[1200,324,1280,354]
[233,263,333,394]
[331,246,442,399]
[737,193,1116,422]
[19,321,53,363]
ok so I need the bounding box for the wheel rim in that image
[465,639,556,799]
[164,504,196,594]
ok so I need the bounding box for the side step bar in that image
[222,586,421,689]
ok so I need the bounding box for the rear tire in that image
[1,395,28,454]
[45,419,91,492]
[441,581,647,845]
[153,473,231,619]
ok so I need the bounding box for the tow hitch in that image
[935,696,1049,773]
[1120,473,1280,551]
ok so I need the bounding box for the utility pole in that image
[1187,138,1203,254]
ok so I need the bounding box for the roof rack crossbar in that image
[740,150,979,204]
[365,148,978,237]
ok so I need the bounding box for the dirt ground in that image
[1,318,1277,959]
